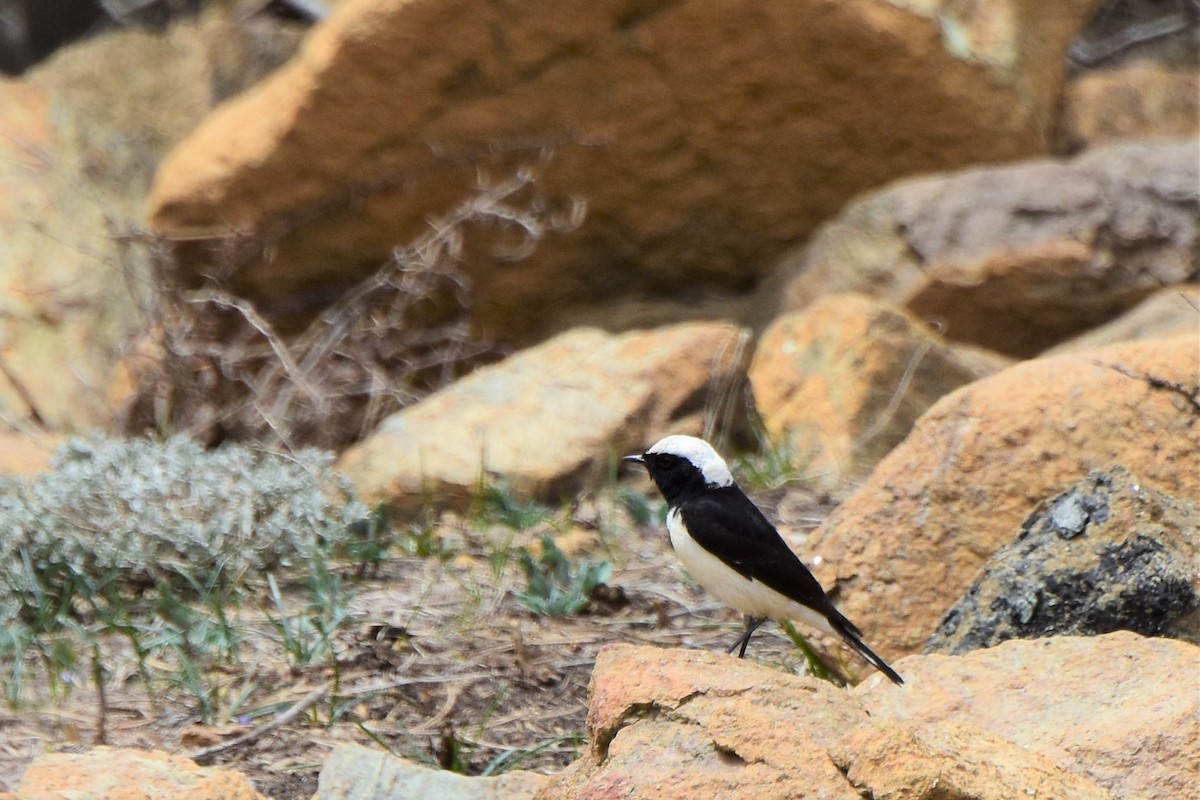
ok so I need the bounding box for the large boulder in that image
[778,138,1199,357]
[801,335,1200,657]
[539,632,1196,799]
[748,294,1009,488]
[0,49,179,431]
[926,465,1200,654]
[337,322,748,508]
[146,0,1100,345]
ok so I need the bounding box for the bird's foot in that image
[727,616,768,658]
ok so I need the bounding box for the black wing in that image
[679,488,904,684]
[677,487,837,617]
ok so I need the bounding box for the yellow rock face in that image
[749,293,1008,488]
[337,322,747,508]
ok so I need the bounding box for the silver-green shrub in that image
[0,436,368,627]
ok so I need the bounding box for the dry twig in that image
[122,167,584,450]
[188,682,332,764]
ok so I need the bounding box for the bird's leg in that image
[726,616,768,658]
[738,617,767,658]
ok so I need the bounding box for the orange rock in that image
[555,645,866,800]
[1061,60,1200,151]
[146,0,1099,345]
[748,294,1010,488]
[830,720,1109,800]
[0,429,59,476]
[337,322,747,507]
[803,335,1200,657]
[12,747,266,800]
[540,635,1195,799]
[855,632,1198,800]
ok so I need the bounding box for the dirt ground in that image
[0,485,848,799]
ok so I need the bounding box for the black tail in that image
[827,612,904,685]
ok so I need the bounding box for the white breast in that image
[666,507,835,635]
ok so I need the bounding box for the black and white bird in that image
[625,434,903,685]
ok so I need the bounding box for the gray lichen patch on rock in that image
[926,465,1200,655]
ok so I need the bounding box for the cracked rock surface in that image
[538,633,1195,799]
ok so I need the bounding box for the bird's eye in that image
[656,454,680,467]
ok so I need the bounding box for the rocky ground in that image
[0,487,845,799]
[0,0,1197,798]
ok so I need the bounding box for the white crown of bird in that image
[646,435,734,488]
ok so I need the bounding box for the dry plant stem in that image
[1180,290,1200,315]
[133,166,582,449]
[852,336,934,451]
[411,682,465,735]
[91,643,107,745]
[700,329,751,448]
[185,290,325,410]
[1102,360,1200,414]
[0,353,47,429]
[188,682,332,764]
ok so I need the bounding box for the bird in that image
[624,434,903,685]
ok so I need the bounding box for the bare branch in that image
[119,165,583,450]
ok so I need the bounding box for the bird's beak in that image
[623,454,645,466]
